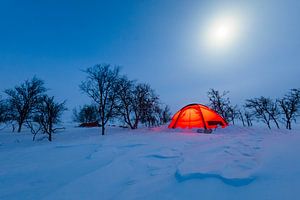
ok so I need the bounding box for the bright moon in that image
[204,15,241,50]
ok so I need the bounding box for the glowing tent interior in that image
[168,104,228,129]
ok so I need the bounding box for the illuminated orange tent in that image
[168,104,228,129]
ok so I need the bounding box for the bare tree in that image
[5,77,46,132]
[134,83,161,127]
[0,96,8,130]
[0,96,6,123]
[73,104,99,124]
[80,64,120,135]
[27,95,66,141]
[245,97,280,129]
[207,89,231,122]
[227,105,238,125]
[26,119,42,141]
[277,89,300,130]
[117,76,170,129]
[143,102,161,127]
[159,105,172,125]
[245,98,271,129]
[236,107,254,127]
[116,77,139,129]
[117,80,161,128]
[244,111,253,127]
[236,107,245,126]
[0,97,17,131]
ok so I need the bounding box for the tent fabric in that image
[168,104,228,129]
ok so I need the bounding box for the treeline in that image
[0,63,172,140]
[207,88,300,130]
[73,64,172,135]
[1,64,299,141]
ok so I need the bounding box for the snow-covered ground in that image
[1,125,300,200]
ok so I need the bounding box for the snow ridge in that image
[175,170,255,186]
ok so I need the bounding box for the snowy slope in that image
[1,125,300,200]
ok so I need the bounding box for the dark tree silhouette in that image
[116,77,139,129]
[236,108,245,126]
[207,89,231,122]
[237,108,254,127]
[0,96,7,125]
[236,107,254,127]
[0,96,17,131]
[159,105,172,124]
[73,104,99,124]
[227,105,238,125]
[117,80,161,128]
[245,97,280,129]
[244,111,253,127]
[80,64,120,135]
[135,83,161,127]
[117,77,170,129]
[27,95,66,141]
[278,89,300,130]
[5,77,46,132]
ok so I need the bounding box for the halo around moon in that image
[203,14,242,52]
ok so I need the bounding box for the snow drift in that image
[0,125,300,200]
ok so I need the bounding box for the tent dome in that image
[168,104,228,129]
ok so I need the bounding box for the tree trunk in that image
[240,115,245,127]
[127,118,134,129]
[133,118,139,129]
[33,132,37,141]
[17,122,22,132]
[273,118,280,129]
[101,125,105,135]
[287,121,291,130]
[48,133,52,141]
[266,122,271,129]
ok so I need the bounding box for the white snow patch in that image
[0,125,300,199]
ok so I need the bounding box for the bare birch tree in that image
[80,64,120,135]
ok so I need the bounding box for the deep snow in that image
[1,125,300,200]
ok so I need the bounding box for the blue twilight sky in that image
[0,0,300,119]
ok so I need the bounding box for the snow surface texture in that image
[1,125,300,200]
